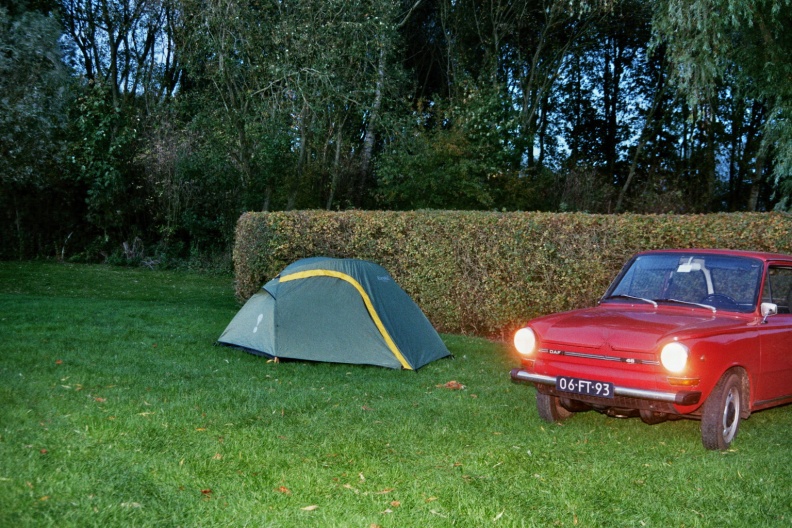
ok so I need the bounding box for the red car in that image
[510,249,792,450]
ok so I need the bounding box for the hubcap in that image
[721,387,739,443]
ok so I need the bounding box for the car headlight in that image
[514,327,537,356]
[660,342,689,373]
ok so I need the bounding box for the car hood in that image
[531,305,749,354]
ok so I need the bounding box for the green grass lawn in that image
[2,262,792,527]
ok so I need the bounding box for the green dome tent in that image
[218,257,451,370]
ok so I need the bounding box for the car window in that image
[608,253,763,312]
[712,267,760,304]
[764,267,792,314]
[667,269,707,302]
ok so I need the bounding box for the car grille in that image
[539,347,660,366]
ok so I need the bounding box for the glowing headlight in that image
[514,328,537,356]
[661,342,689,373]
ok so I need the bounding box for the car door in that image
[756,264,792,406]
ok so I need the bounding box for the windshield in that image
[604,253,763,313]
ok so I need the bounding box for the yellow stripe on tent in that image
[279,269,413,370]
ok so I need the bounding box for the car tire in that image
[701,371,742,450]
[536,392,572,423]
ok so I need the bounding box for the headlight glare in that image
[514,328,537,356]
[661,342,689,373]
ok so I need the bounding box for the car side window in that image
[764,267,792,314]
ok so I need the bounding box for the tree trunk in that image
[288,104,310,210]
[705,101,717,212]
[327,123,343,210]
[262,187,272,212]
[748,148,767,211]
[616,77,667,212]
[358,45,386,205]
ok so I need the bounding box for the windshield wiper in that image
[654,298,716,313]
[602,294,657,307]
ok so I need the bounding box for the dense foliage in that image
[1,0,791,263]
[233,210,792,337]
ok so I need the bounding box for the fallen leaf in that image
[301,505,318,511]
[362,405,374,411]
[39,496,50,501]
[375,488,395,494]
[437,380,466,390]
[369,525,383,528]
[276,486,291,495]
[94,397,106,403]
[493,511,504,521]
[55,360,63,365]
[211,453,223,460]
[380,509,393,514]
[390,500,401,507]
[39,449,48,455]
[425,496,438,503]
[201,489,212,496]
[195,428,206,431]
[359,472,365,482]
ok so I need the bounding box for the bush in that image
[233,211,792,338]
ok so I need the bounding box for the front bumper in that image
[510,368,701,406]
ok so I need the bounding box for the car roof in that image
[635,248,792,263]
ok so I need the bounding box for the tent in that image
[218,257,451,370]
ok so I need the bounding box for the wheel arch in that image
[724,366,751,420]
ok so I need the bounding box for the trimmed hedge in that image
[233,211,792,339]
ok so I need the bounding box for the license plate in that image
[556,376,614,398]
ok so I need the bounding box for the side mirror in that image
[761,302,778,324]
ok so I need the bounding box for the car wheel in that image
[701,372,742,450]
[536,392,572,423]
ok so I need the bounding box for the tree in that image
[376,85,522,210]
[0,6,73,258]
[180,0,410,211]
[68,80,142,238]
[55,0,186,255]
[651,0,792,210]
[553,2,652,171]
[60,0,181,105]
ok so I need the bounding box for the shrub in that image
[233,211,792,338]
